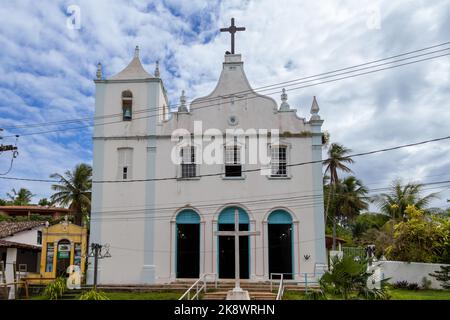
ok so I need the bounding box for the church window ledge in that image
[221,174,246,180]
[266,174,292,180]
[176,177,201,181]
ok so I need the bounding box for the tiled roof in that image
[0,205,69,212]
[0,239,41,250]
[0,221,46,239]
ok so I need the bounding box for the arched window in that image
[122,90,133,121]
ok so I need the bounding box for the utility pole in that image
[89,243,111,291]
[0,129,18,152]
[0,129,19,175]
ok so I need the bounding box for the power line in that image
[2,43,449,137]
[86,182,450,219]
[89,182,450,222]
[92,134,450,183]
[3,41,450,130]
[2,51,448,141]
[1,134,448,183]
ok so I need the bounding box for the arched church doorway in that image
[218,206,249,279]
[176,209,200,278]
[268,210,293,279]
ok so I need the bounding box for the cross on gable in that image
[215,208,260,291]
[220,18,246,54]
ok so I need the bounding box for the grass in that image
[29,290,184,300]
[104,291,183,300]
[28,289,450,300]
[389,289,450,300]
[283,289,450,300]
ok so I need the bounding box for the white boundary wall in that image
[375,260,450,289]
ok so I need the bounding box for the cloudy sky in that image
[0,0,449,209]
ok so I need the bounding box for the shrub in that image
[44,277,66,300]
[320,255,390,300]
[304,289,327,300]
[392,280,409,289]
[79,289,109,300]
[429,266,450,289]
[407,283,420,291]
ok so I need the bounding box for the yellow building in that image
[39,219,88,280]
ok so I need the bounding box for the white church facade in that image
[89,34,327,284]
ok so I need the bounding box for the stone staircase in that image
[48,280,319,300]
[196,280,319,300]
[61,288,84,300]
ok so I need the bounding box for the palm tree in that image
[323,143,354,250]
[374,179,439,220]
[334,176,369,225]
[6,188,35,205]
[50,163,92,225]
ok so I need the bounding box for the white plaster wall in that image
[2,227,43,247]
[91,53,326,284]
[377,261,450,289]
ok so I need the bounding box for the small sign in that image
[58,244,71,252]
[58,251,70,259]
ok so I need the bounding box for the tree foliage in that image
[50,163,92,226]
[352,213,390,238]
[6,188,35,205]
[385,205,450,263]
[374,179,438,220]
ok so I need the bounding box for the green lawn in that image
[389,289,450,300]
[29,290,184,300]
[284,289,450,300]
[29,289,450,300]
[104,291,183,300]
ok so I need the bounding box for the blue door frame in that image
[268,210,295,277]
[175,209,201,278]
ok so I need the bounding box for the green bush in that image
[79,289,109,300]
[392,280,409,289]
[304,289,327,300]
[44,277,66,300]
[429,265,450,289]
[320,255,390,300]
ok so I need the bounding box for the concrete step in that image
[203,292,227,300]
[250,292,277,300]
[202,291,277,300]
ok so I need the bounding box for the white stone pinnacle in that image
[279,88,290,111]
[134,45,139,58]
[310,96,320,120]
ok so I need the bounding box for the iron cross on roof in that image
[220,18,245,54]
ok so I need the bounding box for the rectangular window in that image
[181,146,196,178]
[45,243,54,273]
[225,145,242,177]
[271,146,287,177]
[37,231,42,245]
[74,243,82,266]
[118,148,133,180]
